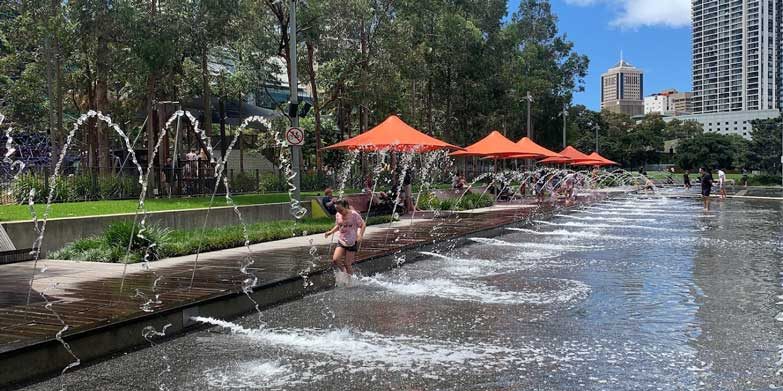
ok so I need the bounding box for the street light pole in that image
[561,104,567,149]
[595,125,599,153]
[526,91,533,140]
[288,0,301,201]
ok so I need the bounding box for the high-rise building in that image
[644,89,694,115]
[600,58,644,117]
[669,91,695,114]
[692,0,778,113]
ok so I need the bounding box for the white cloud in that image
[565,0,691,29]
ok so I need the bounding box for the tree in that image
[748,118,782,175]
[676,133,747,170]
[664,118,702,140]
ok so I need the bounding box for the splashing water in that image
[20,111,145,386]
[142,323,173,391]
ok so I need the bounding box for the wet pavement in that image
[19,193,783,390]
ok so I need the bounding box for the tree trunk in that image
[95,77,110,174]
[359,20,368,178]
[306,42,323,172]
[146,76,157,193]
[87,84,97,170]
[146,0,159,195]
[427,77,433,134]
[201,47,212,136]
[55,43,64,153]
[95,2,111,175]
[239,134,244,173]
[219,97,226,159]
[44,35,57,163]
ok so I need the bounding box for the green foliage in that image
[416,191,493,211]
[230,172,258,193]
[0,192,322,222]
[664,119,703,140]
[52,215,392,263]
[10,173,142,203]
[748,118,782,175]
[258,173,288,193]
[676,133,749,170]
[748,174,782,186]
[1,0,588,175]
[104,221,169,251]
[52,220,170,263]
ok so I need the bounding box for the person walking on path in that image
[683,169,692,189]
[325,199,366,278]
[741,168,749,188]
[717,168,727,199]
[699,167,713,211]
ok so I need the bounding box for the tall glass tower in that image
[692,0,778,113]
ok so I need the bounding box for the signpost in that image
[285,127,305,146]
[288,0,301,201]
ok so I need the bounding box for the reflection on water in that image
[20,195,783,390]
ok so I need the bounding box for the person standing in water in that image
[325,199,366,278]
[683,169,691,189]
[717,168,727,199]
[699,167,713,211]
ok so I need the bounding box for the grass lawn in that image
[0,192,324,222]
[0,184,452,222]
[646,170,746,181]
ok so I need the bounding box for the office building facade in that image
[692,0,778,113]
[601,59,644,117]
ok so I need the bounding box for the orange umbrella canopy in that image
[587,152,620,166]
[324,115,462,152]
[538,156,573,165]
[513,137,563,159]
[450,131,528,157]
[558,146,600,163]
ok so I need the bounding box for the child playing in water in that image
[324,199,366,277]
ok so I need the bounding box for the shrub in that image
[11,173,46,203]
[69,174,96,201]
[258,173,288,193]
[749,174,782,186]
[300,173,331,192]
[51,215,394,263]
[230,172,258,193]
[454,193,493,211]
[103,220,171,260]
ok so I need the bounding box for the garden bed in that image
[50,216,394,263]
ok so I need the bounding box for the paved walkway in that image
[0,200,566,353]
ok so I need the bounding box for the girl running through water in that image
[325,199,366,278]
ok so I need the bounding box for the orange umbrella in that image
[538,156,573,165]
[324,115,462,152]
[450,131,529,157]
[586,152,620,166]
[558,146,601,163]
[511,137,563,159]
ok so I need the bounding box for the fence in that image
[4,160,246,203]
[3,159,350,204]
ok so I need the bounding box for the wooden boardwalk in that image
[0,202,562,354]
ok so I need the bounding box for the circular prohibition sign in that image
[285,127,305,146]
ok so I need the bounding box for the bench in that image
[310,193,372,218]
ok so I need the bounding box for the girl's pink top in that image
[336,210,364,246]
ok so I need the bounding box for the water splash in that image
[21,111,144,385]
[142,323,173,391]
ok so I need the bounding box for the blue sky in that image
[507,0,692,110]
